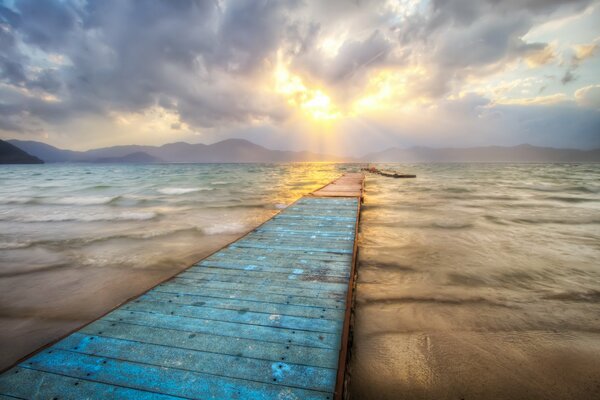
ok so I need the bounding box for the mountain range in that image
[5,138,600,164]
[0,139,43,164]
[362,144,600,163]
[7,138,346,163]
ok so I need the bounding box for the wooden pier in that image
[0,173,364,399]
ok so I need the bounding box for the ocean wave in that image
[517,184,598,194]
[442,187,475,193]
[359,295,515,308]
[543,290,600,303]
[16,211,157,223]
[512,217,600,225]
[158,187,212,195]
[7,226,205,250]
[431,221,474,229]
[0,197,33,205]
[544,196,598,203]
[0,240,32,250]
[202,222,247,235]
[51,196,119,205]
[0,196,122,206]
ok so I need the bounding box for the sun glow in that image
[274,59,430,122]
[275,65,340,121]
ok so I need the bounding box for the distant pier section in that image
[0,173,364,400]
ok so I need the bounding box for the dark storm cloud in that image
[0,0,299,130]
[9,0,79,51]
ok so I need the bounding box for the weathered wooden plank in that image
[174,270,348,291]
[230,241,353,254]
[178,270,348,291]
[25,350,331,400]
[152,284,345,310]
[54,333,336,392]
[137,292,345,321]
[120,300,342,333]
[202,254,352,267]
[163,278,347,300]
[81,320,340,369]
[206,246,354,260]
[0,367,184,399]
[182,266,349,284]
[103,309,340,349]
[191,261,351,279]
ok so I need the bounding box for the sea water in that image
[1,163,599,399]
[349,163,600,399]
[0,163,348,368]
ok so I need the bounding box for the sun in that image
[275,65,340,121]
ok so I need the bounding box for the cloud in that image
[561,39,599,84]
[575,84,600,109]
[0,0,598,150]
[524,44,556,67]
[495,93,569,106]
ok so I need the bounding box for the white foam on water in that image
[202,222,247,235]
[158,187,211,195]
[0,240,31,250]
[50,196,117,205]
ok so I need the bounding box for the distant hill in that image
[93,152,163,164]
[6,139,80,162]
[8,138,347,163]
[0,139,43,164]
[6,139,600,163]
[361,144,600,163]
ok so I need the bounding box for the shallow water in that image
[0,163,350,369]
[349,163,600,399]
[1,163,599,399]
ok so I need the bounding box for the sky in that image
[0,0,599,156]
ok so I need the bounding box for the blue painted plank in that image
[230,241,354,254]
[178,268,349,288]
[178,270,348,289]
[153,283,345,309]
[102,309,340,349]
[81,321,340,369]
[157,277,346,301]
[199,255,353,269]
[206,247,353,261]
[182,266,349,283]
[24,350,331,399]
[192,261,351,279]
[54,333,336,392]
[138,291,345,321]
[0,367,184,400]
[120,299,342,333]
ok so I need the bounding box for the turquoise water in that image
[1,163,600,399]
